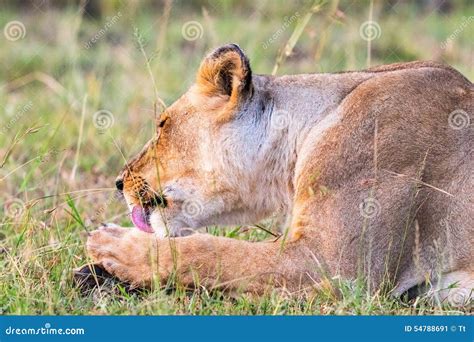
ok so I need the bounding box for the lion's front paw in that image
[86,226,157,287]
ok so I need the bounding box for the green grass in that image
[0,0,472,315]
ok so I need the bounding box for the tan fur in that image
[86,45,473,306]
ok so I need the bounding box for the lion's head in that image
[116,44,290,236]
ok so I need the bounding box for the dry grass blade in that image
[248,224,281,238]
[383,169,454,197]
[2,71,80,109]
[70,94,88,182]
[134,28,167,113]
[0,124,45,169]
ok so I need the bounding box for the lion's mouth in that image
[131,206,154,233]
[129,194,167,234]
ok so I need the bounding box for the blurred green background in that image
[0,0,472,314]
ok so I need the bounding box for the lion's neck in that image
[247,73,374,216]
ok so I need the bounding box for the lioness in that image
[86,44,473,305]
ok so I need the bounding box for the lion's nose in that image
[115,178,124,191]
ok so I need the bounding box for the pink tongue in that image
[131,206,154,233]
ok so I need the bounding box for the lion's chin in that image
[148,210,170,238]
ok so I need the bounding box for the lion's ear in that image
[196,44,252,103]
